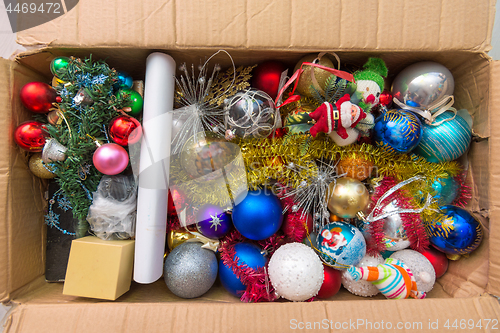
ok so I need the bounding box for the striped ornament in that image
[413,111,471,163]
[347,258,426,299]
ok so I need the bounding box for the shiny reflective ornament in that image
[167,187,187,216]
[224,88,276,139]
[316,222,366,269]
[427,205,483,255]
[327,177,370,219]
[42,138,67,163]
[316,265,342,299]
[392,62,454,109]
[14,121,48,152]
[381,201,411,251]
[180,132,239,180]
[337,156,374,181]
[219,243,267,297]
[117,89,143,117]
[232,190,283,240]
[430,174,459,205]
[29,153,56,179]
[418,246,449,278]
[390,249,436,293]
[93,143,129,175]
[20,82,57,113]
[341,254,383,297]
[373,109,423,153]
[251,61,287,100]
[268,242,324,301]
[196,204,232,239]
[164,242,217,298]
[114,71,133,90]
[109,116,142,146]
[50,57,70,77]
[413,111,471,163]
[294,54,335,97]
[167,227,197,251]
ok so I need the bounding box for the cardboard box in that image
[1,0,500,331]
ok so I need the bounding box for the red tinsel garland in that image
[218,230,286,303]
[365,177,429,255]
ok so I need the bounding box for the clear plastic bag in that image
[87,175,137,240]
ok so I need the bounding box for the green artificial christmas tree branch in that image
[45,56,130,237]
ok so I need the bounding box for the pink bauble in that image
[93,143,129,175]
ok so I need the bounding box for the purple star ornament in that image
[196,204,233,239]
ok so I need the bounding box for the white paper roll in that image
[134,52,176,284]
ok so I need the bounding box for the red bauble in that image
[109,116,142,146]
[167,187,187,216]
[14,121,48,152]
[281,210,313,242]
[20,82,57,113]
[267,127,288,139]
[251,61,287,100]
[418,246,449,278]
[379,90,393,107]
[316,265,342,299]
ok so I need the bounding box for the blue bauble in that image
[413,112,471,163]
[427,205,483,255]
[114,71,133,90]
[218,243,267,297]
[196,204,232,239]
[430,175,459,206]
[372,109,423,153]
[232,190,283,240]
[316,222,366,269]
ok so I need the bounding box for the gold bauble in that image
[180,132,239,180]
[29,153,56,179]
[327,177,370,218]
[167,227,197,251]
[337,156,375,181]
[329,213,343,222]
[293,54,335,97]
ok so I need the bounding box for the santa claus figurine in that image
[309,94,367,139]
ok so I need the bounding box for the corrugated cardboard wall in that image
[16,0,495,52]
[0,59,46,302]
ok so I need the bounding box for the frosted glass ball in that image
[341,254,384,297]
[268,243,324,301]
[390,249,436,293]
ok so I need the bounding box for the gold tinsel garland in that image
[238,134,462,191]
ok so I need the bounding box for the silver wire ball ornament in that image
[224,88,277,139]
[163,242,218,298]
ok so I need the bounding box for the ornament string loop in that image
[362,175,433,223]
[392,95,456,126]
[275,53,354,108]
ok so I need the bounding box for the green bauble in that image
[50,57,70,77]
[117,89,143,117]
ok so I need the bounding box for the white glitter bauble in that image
[341,254,383,297]
[268,243,324,301]
[390,249,436,293]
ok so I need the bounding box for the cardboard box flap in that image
[16,0,495,52]
[5,296,500,332]
[0,59,47,303]
[487,60,500,297]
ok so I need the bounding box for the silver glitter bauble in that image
[390,249,436,293]
[224,88,276,139]
[164,242,217,298]
[391,62,454,109]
